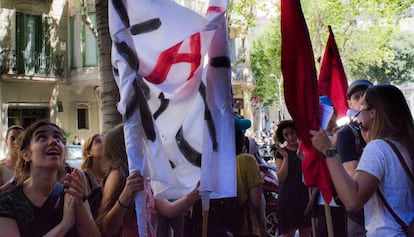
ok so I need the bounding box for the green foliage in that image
[303,0,414,83]
[353,31,414,83]
[250,18,282,106]
[249,0,414,101]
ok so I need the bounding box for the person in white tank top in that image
[0,125,24,192]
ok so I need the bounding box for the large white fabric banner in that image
[108,0,235,235]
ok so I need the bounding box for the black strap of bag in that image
[43,183,64,212]
[383,139,414,184]
[376,139,414,233]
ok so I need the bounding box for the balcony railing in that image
[0,50,64,78]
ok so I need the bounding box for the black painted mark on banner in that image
[130,18,162,35]
[176,127,201,167]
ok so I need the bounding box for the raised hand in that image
[118,171,145,207]
[186,181,200,204]
[276,142,289,159]
[63,169,88,202]
[309,128,333,154]
[61,193,76,230]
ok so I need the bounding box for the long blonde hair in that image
[365,84,414,170]
[96,124,129,228]
[81,133,104,170]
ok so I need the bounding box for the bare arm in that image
[275,156,288,182]
[155,182,200,218]
[249,184,263,207]
[74,201,101,237]
[274,144,290,182]
[310,128,379,212]
[101,171,143,236]
[325,155,378,211]
[63,169,101,237]
[0,217,20,237]
[343,160,358,177]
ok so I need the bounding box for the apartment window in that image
[70,16,77,69]
[8,107,49,128]
[15,12,51,74]
[76,104,89,130]
[82,13,98,67]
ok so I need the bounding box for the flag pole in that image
[323,203,334,237]
[202,210,209,237]
[201,191,210,237]
[308,188,317,237]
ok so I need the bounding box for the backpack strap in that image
[43,183,64,212]
[377,138,414,233]
[347,123,362,157]
[383,139,414,184]
[376,189,407,233]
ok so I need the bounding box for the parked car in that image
[66,145,82,169]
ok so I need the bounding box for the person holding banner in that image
[97,124,201,237]
[273,120,311,237]
[314,96,347,237]
[310,84,414,236]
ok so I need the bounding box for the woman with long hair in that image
[0,120,100,237]
[96,124,143,237]
[81,134,105,192]
[97,124,199,236]
[310,84,414,236]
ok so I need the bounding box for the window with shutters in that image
[15,12,51,75]
[70,16,77,69]
[76,103,90,130]
[82,13,98,67]
[8,107,49,128]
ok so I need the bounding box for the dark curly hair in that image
[275,120,295,143]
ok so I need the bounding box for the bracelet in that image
[117,199,129,208]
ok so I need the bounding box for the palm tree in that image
[95,0,122,132]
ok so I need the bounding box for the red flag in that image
[281,0,332,202]
[318,26,349,118]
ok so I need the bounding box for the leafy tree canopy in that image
[250,17,281,106]
[249,0,414,104]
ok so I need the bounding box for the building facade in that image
[0,0,259,154]
[0,0,101,154]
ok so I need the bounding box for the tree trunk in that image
[95,0,122,133]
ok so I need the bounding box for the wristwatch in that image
[325,148,338,158]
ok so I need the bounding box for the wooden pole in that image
[202,210,209,237]
[308,188,317,237]
[324,203,334,237]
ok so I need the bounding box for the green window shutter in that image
[42,15,51,57]
[82,12,98,67]
[15,13,50,75]
[24,14,40,75]
[40,15,51,74]
[15,12,24,73]
[70,16,76,69]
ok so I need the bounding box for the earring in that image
[24,159,30,168]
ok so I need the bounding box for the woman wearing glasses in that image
[310,84,414,236]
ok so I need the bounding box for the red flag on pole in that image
[318,26,349,118]
[281,0,332,202]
